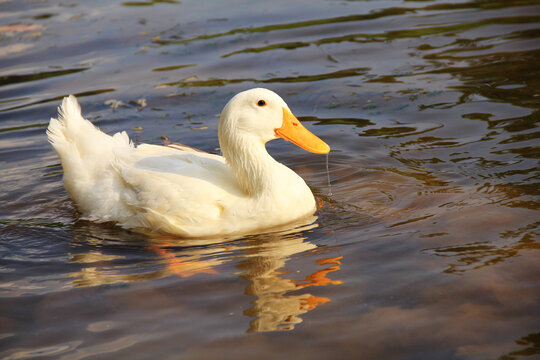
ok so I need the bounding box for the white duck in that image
[47,88,330,237]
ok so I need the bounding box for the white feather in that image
[47,89,327,237]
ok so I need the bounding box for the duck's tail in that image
[47,95,134,215]
[48,95,133,155]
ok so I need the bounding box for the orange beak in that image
[275,108,330,154]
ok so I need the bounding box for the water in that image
[1,0,539,359]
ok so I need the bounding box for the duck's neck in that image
[220,135,280,197]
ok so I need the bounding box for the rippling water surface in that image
[1,0,539,359]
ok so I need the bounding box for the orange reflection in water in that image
[150,242,217,278]
[296,256,344,288]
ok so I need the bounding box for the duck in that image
[47,88,330,237]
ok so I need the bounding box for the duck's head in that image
[219,88,330,154]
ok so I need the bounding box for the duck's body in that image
[47,88,329,237]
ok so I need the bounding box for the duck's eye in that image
[257,100,266,107]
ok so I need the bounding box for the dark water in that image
[1,0,539,359]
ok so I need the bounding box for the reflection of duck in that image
[47,88,330,237]
[238,237,343,332]
[68,229,342,333]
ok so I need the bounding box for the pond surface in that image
[1,0,539,359]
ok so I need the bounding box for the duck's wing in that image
[112,144,245,236]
